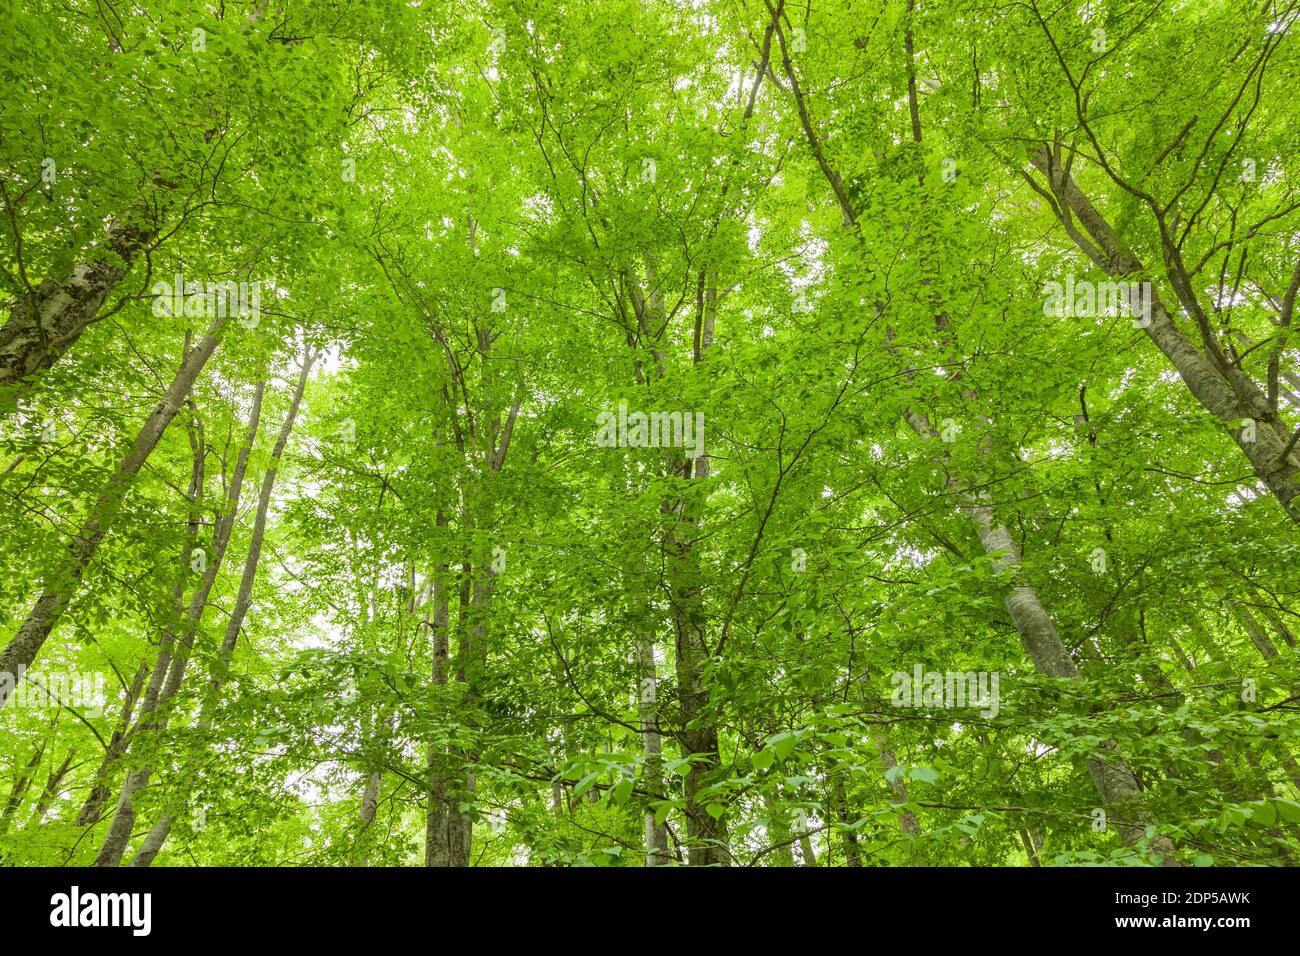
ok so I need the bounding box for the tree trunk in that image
[0,315,226,705]
[772,24,1179,863]
[637,636,670,865]
[667,458,729,865]
[157,376,268,708]
[425,513,472,867]
[1214,579,1280,660]
[129,816,171,867]
[76,662,149,826]
[0,220,152,391]
[31,748,75,823]
[206,367,300,700]
[762,792,796,866]
[0,732,47,832]
[125,356,311,867]
[1019,827,1043,867]
[828,773,863,866]
[1028,147,1300,521]
[1253,596,1296,648]
[875,738,922,840]
[796,818,816,866]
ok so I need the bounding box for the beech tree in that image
[2,0,1298,868]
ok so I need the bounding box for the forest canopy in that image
[1,0,1299,868]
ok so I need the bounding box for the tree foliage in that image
[2,0,1299,867]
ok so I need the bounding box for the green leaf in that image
[573,772,599,798]
[1276,799,1300,824]
[768,732,798,762]
[1252,800,1277,827]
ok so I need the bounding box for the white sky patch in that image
[1109,367,1138,398]
[1209,288,1251,309]
[888,543,937,569]
[523,192,554,221]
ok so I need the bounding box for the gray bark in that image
[0,315,226,705]
[772,23,1179,862]
[206,368,300,700]
[0,732,47,832]
[76,661,149,826]
[1029,147,1300,521]
[425,513,473,867]
[828,773,862,866]
[762,792,796,867]
[637,637,670,865]
[875,737,922,840]
[124,358,311,866]
[31,748,75,823]
[129,816,171,867]
[0,220,152,390]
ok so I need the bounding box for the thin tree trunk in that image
[637,635,670,865]
[157,376,268,708]
[1218,584,1280,660]
[425,512,472,866]
[0,315,226,704]
[875,738,922,840]
[762,792,796,866]
[124,356,311,867]
[1252,591,1296,648]
[31,748,75,823]
[796,817,816,866]
[78,426,204,843]
[667,456,729,865]
[828,772,863,866]
[359,773,381,830]
[772,19,1179,864]
[76,662,149,826]
[1019,827,1043,867]
[0,733,47,832]
[1028,147,1300,521]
